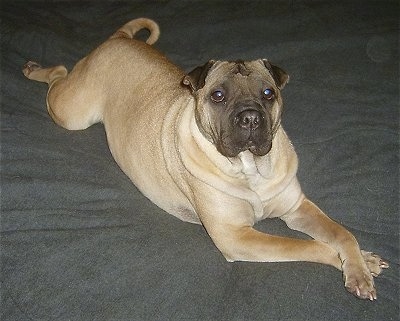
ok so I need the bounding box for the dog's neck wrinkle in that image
[237,151,272,178]
[231,129,299,196]
[233,151,276,191]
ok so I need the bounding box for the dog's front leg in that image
[281,198,388,300]
[191,184,342,270]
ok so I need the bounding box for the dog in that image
[23,18,388,300]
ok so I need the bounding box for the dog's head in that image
[182,59,289,157]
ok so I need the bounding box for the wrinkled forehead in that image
[205,60,276,89]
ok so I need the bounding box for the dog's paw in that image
[22,61,42,78]
[342,251,389,300]
[342,259,377,300]
[361,250,389,277]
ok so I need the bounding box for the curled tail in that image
[110,18,160,45]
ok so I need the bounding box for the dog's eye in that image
[211,90,225,103]
[263,88,275,100]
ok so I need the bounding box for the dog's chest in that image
[235,151,290,216]
[233,148,302,220]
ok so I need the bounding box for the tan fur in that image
[23,18,388,300]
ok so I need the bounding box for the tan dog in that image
[23,18,388,300]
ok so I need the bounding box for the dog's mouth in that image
[247,140,272,156]
[216,136,273,158]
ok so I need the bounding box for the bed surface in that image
[1,1,399,320]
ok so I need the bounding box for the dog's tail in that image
[110,18,160,45]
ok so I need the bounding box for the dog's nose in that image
[236,110,262,130]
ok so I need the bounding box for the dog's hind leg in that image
[23,61,103,130]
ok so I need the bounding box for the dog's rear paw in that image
[361,250,389,277]
[23,61,42,78]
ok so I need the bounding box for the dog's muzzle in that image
[216,106,273,158]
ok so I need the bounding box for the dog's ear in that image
[182,60,216,92]
[261,59,289,90]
